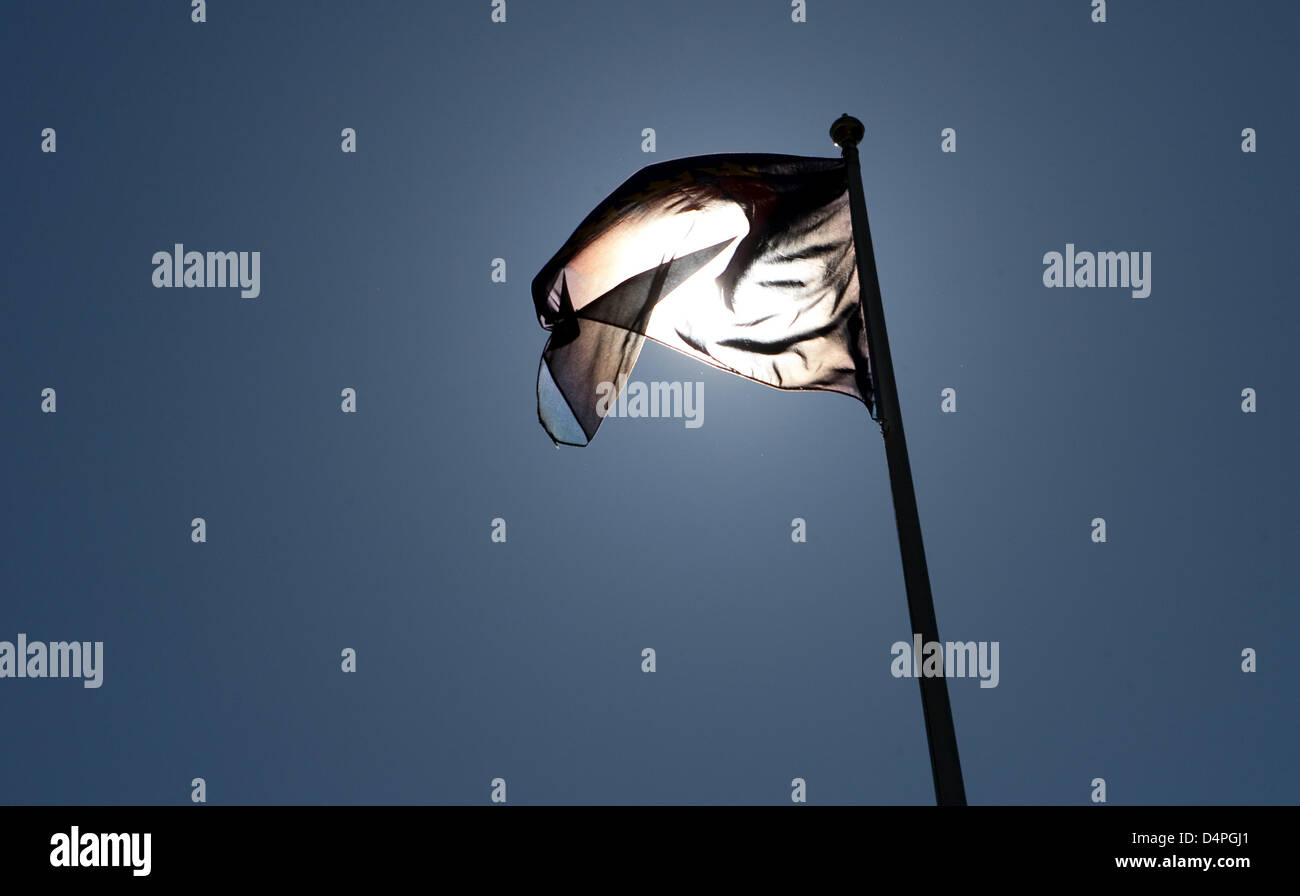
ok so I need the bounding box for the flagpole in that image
[831,114,968,807]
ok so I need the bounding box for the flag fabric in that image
[532,153,874,446]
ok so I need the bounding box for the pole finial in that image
[830,114,864,149]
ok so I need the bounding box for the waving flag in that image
[532,153,874,446]
[528,119,967,806]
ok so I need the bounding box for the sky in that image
[0,0,1295,805]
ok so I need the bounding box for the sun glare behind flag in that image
[532,153,874,446]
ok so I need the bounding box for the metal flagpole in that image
[830,114,968,806]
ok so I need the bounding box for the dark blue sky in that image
[1,1,1295,804]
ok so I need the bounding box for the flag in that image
[532,153,874,446]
